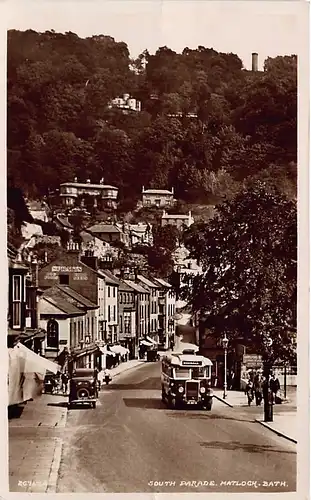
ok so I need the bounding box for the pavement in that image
[8,357,144,493]
[213,386,297,443]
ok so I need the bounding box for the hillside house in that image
[108,93,141,113]
[140,187,176,208]
[161,211,194,230]
[60,180,118,209]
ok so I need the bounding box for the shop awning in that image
[110,345,130,355]
[145,336,157,346]
[140,340,153,347]
[15,342,61,373]
[99,346,116,357]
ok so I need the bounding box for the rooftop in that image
[153,277,172,288]
[43,285,98,312]
[98,269,120,285]
[162,213,191,219]
[137,274,160,289]
[143,189,173,195]
[42,291,85,316]
[88,224,123,234]
[61,182,118,190]
[56,285,98,309]
[123,279,150,294]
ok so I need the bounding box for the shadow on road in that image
[166,411,253,422]
[104,377,161,391]
[199,440,296,455]
[122,398,165,409]
[47,402,68,408]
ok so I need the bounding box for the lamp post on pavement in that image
[222,335,229,399]
[262,336,273,422]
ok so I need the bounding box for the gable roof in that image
[88,223,122,234]
[41,294,85,316]
[98,269,120,285]
[153,277,172,288]
[123,280,150,294]
[56,285,98,309]
[43,286,96,313]
[137,274,160,289]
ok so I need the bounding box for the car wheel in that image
[92,402,96,409]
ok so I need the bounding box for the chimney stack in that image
[252,52,258,72]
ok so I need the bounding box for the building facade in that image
[161,211,194,230]
[108,93,141,112]
[60,180,118,209]
[136,275,160,343]
[140,187,175,208]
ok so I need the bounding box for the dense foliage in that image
[8,30,297,203]
[182,183,297,363]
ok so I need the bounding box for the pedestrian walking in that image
[245,379,254,406]
[270,373,281,403]
[254,373,264,406]
[104,368,112,385]
[61,372,69,395]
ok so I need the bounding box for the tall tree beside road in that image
[182,183,297,364]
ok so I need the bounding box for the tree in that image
[182,183,296,364]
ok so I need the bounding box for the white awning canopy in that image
[140,340,153,347]
[110,345,129,355]
[15,342,61,373]
[99,346,116,357]
[145,336,157,345]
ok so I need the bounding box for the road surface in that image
[57,361,296,493]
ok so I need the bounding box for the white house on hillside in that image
[139,187,176,208]
[161,211,194,230]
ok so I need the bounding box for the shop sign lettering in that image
[44,272,58,280]
[73,273,88,281]
[51,266,83,273]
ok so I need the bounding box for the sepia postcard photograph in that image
[2,0,309,498]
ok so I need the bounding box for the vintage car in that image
[68,368,98,409]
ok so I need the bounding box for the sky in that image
[3,0,306,69]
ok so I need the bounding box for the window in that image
[120,315,123,332]
[47,319,59,349]
[124,312,131,334]
[59,274,69,285]
[113,287,116,298]
[174,367,191,379]
[108,305,111,322]
[108,287,111,298]
[113,305,116,322]
[12,275,22,328]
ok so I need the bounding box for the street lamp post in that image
[262,336,273,422]
[222,335,229,399]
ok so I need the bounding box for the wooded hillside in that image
[8,30,297,203]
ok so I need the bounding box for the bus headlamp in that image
[200,386,206,394]
[178,386,184,393]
